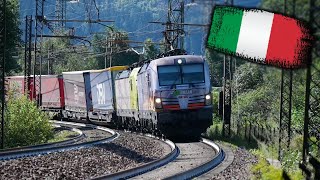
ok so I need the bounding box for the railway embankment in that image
[205,122,305,179]
[0,131,169,179]
[208,144,258,180]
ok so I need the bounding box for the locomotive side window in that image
[158,65,182,86]
[181,64,205,84]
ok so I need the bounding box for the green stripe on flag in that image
[208,7,244,53]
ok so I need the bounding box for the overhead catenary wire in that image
[28,0,261,72]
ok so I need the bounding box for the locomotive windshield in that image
[158,63,205,86]
[158,65,182,86]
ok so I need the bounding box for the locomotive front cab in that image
[153,55,213,138]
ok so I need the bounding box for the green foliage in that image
[91,27,141,67]
[205,49,247,87]
[106,28,141,66]
[41,37,98,74]
[257,140,279,159]
[281,149,302,172]
[251,152,283,180]
[53,49,98,74]
[144,38,159,59]
[206,120,259,149]
[205,49,224,87]
[233,63,265,94]
[2,0,21,74]
[211,89,220,114]
[309,136,320,158]
[4,94,54,148]
[92,34,106,69]
[251,149,304,180]
[260,0,314,22]
[234,84,279,124]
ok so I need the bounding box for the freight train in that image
[6,52,213,138]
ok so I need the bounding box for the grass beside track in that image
[205,121,304,180]
[48,130,79,143]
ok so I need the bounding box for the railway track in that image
[0,120,225,179]
[0,124,84,155]
[0,128,170,179]
[0,121,118,161]
[95,138,224,180]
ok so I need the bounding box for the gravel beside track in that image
[209,146,258,180]
[0,132,170,179]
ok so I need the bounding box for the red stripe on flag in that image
[266,14,308,68]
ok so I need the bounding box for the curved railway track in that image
[0,121,118,161]
[95,138,224,180]
[0,120,225,179]
[0,124,84,155]
[0,128,171,179]
[93,136,178,180]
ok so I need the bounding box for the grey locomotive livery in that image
[134,55,213,138]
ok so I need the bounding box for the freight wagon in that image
[37,75,65,111]
[5,76,28,97]
[5,75,65,110]
[87,66,128,123]
[62,66,128,124]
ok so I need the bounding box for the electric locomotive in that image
[138,54,213,138]
[115,52,213,138]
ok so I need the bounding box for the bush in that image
[251,150,304,180]
[4,95,54,148]
[251,155,283,180]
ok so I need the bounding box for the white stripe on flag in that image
[236,10,274,61]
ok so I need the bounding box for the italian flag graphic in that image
[207,6,312,69]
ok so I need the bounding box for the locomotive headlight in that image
[177,59,183,64]
[205,94,211,100]
[155,98,161,103]
[205,94,212,105]
[155,97,162,109]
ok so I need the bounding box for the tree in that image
[233,63,265,94]
[3,0,21,74]
[205,49,224,87]
[41,37,98,74]
[144,38,159,59]
[92,34,106,69]
[261,0,311,21]
[92,28,141,68]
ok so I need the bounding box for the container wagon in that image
[88,66,128,124]
[62,66,127,123]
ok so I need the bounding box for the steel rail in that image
[93,137,179,180]
[94,138,224,180]
[0,124,84,154]
[0,121,118,161]
[164,138,225,180]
